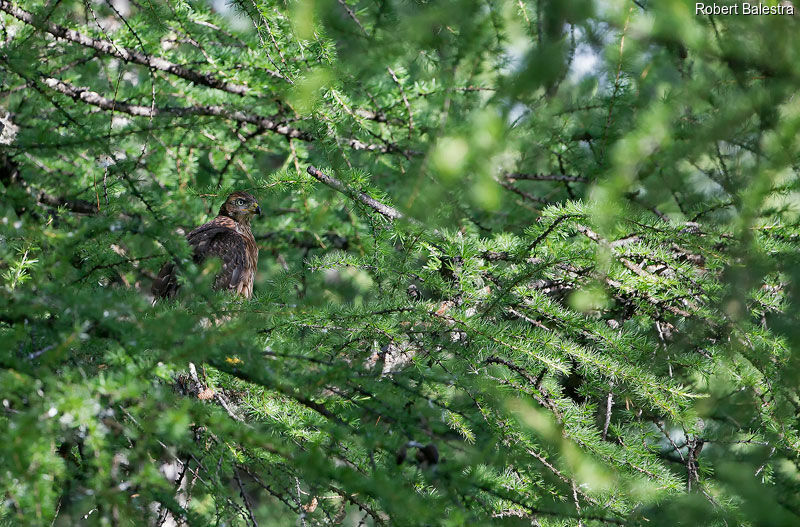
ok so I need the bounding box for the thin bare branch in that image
[306,165,411,222]
[505,172,587,183]
[387,67,413,139]
[40,75,312,140]
[338,0,367,35]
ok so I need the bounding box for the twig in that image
[306,165,411,223]
[187,362,244,422]
[527,214,583,251]
[574,224,694,318]
[345,137,419,157]
[504,172,587,183]
[754,446,776,477]
[653,419,685,462]
[571,481,583,527]
[496,177,548,205]
[338,0,367,35]
[602,388,614,440]
[387,67,413,139]
[295,477,308,527]
[36,187,99,213]
[602,5,633,151]
[249,1,293,83]
[217,127,265,189]
[235,469,260,527]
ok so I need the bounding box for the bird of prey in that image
[152,191,261,301]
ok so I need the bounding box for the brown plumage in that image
[152,192,261,301]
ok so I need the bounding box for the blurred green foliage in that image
[2,0,800,525]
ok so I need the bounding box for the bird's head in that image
[219,191,261,224]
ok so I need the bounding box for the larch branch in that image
[0,1,269,95]
[306,165,408,222]
[504,172,588,183]
[40,75,313,140]
[33,75,406,154]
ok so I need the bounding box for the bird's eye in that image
[236,199,245,206]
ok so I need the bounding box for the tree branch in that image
[496,176,548,204]
[40,75,312,140]
[306,165,410,222]
[1,153,99,214]
[505,172,587,183]
[0,1,264,95]
[32,75,410,154]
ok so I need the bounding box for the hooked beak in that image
[250,203,262,215]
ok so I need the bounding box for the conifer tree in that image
[2,1,800,525]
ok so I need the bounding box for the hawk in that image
[152,192,261,300]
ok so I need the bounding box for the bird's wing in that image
[187,217,250,291]
[151,260,178,300]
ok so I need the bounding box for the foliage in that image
[2,0,800,525]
